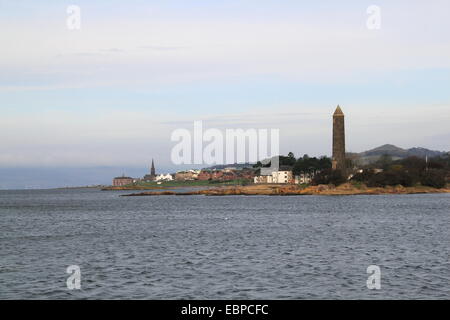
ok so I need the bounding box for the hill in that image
[353,144,447,165]
[201,145,448,169]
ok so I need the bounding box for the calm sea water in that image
[0,189,449,299]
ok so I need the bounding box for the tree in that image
[318,156,332,170]
[400,156,426,173]
[420,170,446,189]
[352,155,449,188]
[293,155,332,176]
[351,169,376,182]
[253,161,262,168]
[279,155,296,166]
[367,170,415,187]
[311,169,346,186]
[375,154,393,171]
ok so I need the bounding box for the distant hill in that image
[202,145,448,169]
[352,144,448,165]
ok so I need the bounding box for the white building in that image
[254,168,293,184]
[254,168,273,184]
[272,171,293,184]
[254,175,273,184]
[155,174,174,182]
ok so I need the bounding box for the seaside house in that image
[272,170,293,184]
[112,176,134,187]
[254,167,294,184]
[253,168,274,184]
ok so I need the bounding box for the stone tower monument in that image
[332,105,346,174]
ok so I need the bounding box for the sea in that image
[0,188,449,299]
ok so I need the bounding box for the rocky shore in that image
[121,183,450,197]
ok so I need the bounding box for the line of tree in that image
[311,169,346,186]
[252,152,449,188]
[292,153,332,175]
[253,152,332,175]
[352,155,449,188]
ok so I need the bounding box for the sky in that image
[0,0,449,188]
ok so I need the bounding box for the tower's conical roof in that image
[333,105,344,116]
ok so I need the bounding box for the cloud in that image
[0,1,449,174]
[100,48,124,53]
[160,112,317,127]
[1,1,450,90]
[1,103,448,168]
[138,45,187,51]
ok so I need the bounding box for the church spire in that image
[151,159,156,176]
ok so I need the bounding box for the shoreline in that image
[121,183,450,197]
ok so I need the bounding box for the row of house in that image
[114,168,257,186]
[198,168,255,181]
[174,170,200,181]
[253,168,293,184]
[112,173,173,186]
[113,159,322,186]
[174,168,255,182]
[114,169,316,186]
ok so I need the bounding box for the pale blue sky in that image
[0,0,449,187]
